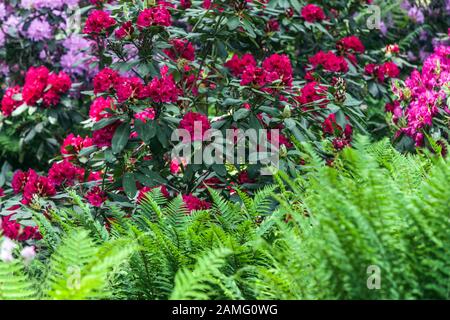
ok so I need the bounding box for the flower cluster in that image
[365,61,400,83]
[301,4,326,23]
[1,66,71,116]
[1,215,42,241]
[83,10,117,35]
[226,53,293,90]
[11,169,56,205]
[308,51,349,74]
[137,5,172,28]
[390,46,450,147]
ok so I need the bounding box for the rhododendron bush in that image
[0,0,96,168]
[0,0,448,276]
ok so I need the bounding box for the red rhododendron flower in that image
[89,0,112,6]
[61,134,94,159]
[308,51,349,73]
[114,76,147,102]
[225,53,256,77]
[47,72,72,94]
[41,71,72,107]
[241,65,268,87]
[85,186,107,207]
[163,39,195,61]
[332,137,351,150]
[266,131,293,149]
[200,177,223,189]
[88,171,103,182]
[265,19,280,33]
[93,122,120,147]
[48,161,84,188]
[382,61,400,78]
[182,194,211,212]
[297,81,328,108]
[169,158,187,174]
[322,113,353,138]
[262,53,293,87]
[137,6,172,29]
[1,215,42,241]
[237,171,256,184]
[1,86,22,117]
[365,61,399,82]
[146,67,180,103]
[301,4,326,23]
[179,112,211,141]
[89,96,116,121]
[22,66,49,106]
[12,169,38,194]
[93,68,120,94]
[83,10,116,35]
[180,0,192,9]
[134,108,156,123]
[337,36,365,54]
[22,175,56,205]
[115,21,134,39]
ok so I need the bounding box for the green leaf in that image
[123,173,137,199]
[227,16,240,30]
[112,122,130,154]
[233,109,250,121]
[135,120,157,144]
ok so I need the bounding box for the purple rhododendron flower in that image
[26,18,53,41]
[408,6,425,24]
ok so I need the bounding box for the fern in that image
[0,228,135,300]
[0,261,36,300]
[170,247,232,300]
